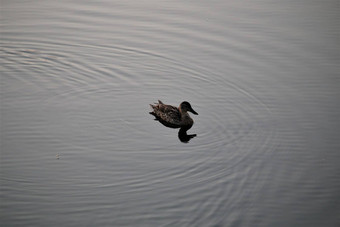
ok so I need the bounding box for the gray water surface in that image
[1,0,339,226]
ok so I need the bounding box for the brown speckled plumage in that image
[149,100,198,128]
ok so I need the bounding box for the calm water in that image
[1,0,339,226]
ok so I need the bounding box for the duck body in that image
[150,100,198,129]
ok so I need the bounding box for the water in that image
[1,0,339,226]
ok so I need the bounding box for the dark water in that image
[1,0,339,226]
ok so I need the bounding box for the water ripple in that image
[2,0,338,226]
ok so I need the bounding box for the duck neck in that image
[180,110,192,123]
[181,110,189,117]
[179,108,187,116]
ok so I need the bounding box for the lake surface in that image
[1,0,339,226]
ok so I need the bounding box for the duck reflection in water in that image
[149,100,198,143]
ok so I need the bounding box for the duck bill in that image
[190,108,198,115]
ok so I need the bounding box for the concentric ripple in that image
[2,0,339,226]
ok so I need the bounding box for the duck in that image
[149,100,198,129]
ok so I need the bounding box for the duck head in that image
[179,101,198,115]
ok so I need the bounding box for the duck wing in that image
[160,105,181,123]
[150,103,181,126]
